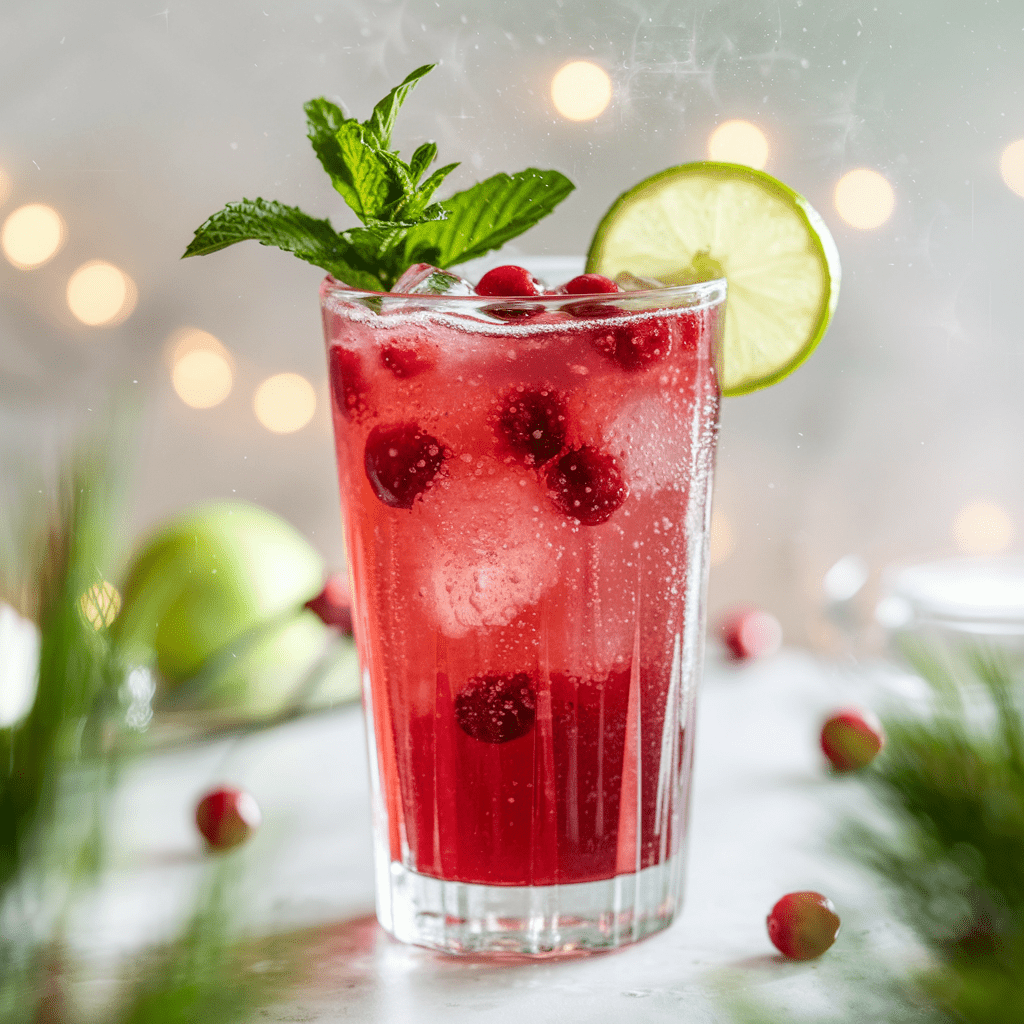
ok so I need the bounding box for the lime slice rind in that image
[586,161,840,396]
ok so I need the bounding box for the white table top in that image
[82,649,915,1022]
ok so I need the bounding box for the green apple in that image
[114,501,324,688]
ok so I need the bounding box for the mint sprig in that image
[183,64,575,291]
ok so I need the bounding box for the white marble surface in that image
[86,649,912,1021]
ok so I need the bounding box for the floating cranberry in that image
[563,273,619,295]
[590,317,671,371]
[306,574,354,635]
[719,606,783,661]
[820,708,885,772]
[497,386,568,465]
[454,672,537,744]
[547,445,628,525]
[381,344,433,379]
[364,422,446,509]
[476,265,543,297]
[330,347,368,420]
[767,891,841,961]
[195,787,261,851]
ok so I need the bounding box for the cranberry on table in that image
[363,422,447,509]
[454,672,537,744]
[306,574,354,635]
[719,606,783,661]
[195,787,261,851]
[820,707,885,772]
[475,265,543,297]
[546,445,628,526]
[563,273,619,294]
[496,386,568,465]
[767,891,841,961]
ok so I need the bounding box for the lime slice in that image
[586,162,840,396]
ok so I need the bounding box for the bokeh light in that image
[169,328,234,409]
[823,554,868,603]
[707,120,769,169]
[550,61,612,121]
[80,581,121,630]
[2,203,64,269]
[1000,140,1024,199]
[253,372,317,434]
[709,508,735,566]
[66,261,137,326]
[833,168,895,229]
[952,500,1014,555]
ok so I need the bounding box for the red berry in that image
[364,422,446,509]
[546,445,628,526]
[496,386,568,465]
[820,708,885,772]
[305,574,354,635]
[381,344,433,379]
[475,265,543,297]
[767,891,841,961]
[454,672,537,744]
[590,317,671,371]
[330,347,368,420]
[563,274,619,295]
[195,787,261,851]
[719,606,783,661]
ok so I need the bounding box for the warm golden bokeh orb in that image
[167,327,235,409]
[833,168,895,229]
[550,61,612,121]
[952,500,1014,555]
[2,203,65,269]
[1000,140,1024,199]
[253,372,317,434]
[66,261,136,325]
[707,120,770,169]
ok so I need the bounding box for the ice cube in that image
[605,394,693,494]
[416,472,561,637]
[391,263,475,296]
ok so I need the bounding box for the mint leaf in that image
[408,142,438,184]
[414,162,460,206]
[365,64,435,148]
[402,169,575,268]
[335,121,397,220]
[184,66,576,291]
[304,98,353,203]
[183,199,382,290]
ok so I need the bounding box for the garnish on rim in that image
[182,64,575,292]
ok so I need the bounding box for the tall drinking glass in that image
[321,273,726,956]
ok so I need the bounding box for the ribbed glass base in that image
[375,856,688,957]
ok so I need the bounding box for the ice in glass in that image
[321,270,725,955]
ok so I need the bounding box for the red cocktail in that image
[322,270,725,954]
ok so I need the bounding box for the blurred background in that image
[1,0,1021,651]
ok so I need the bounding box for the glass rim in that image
[320,273,728,310]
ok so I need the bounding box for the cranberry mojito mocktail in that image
[322,267,725,953]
